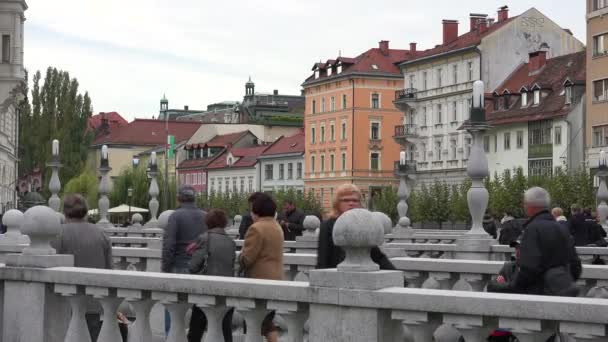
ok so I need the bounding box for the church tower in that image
[245,76,255,96]
[160,94,168,120]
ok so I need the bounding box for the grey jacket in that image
[162,203,207,272]
[189,228,236,277]
[52,221,112,269]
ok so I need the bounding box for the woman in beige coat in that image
[239,192,284,341]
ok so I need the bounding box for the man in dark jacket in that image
[509,187,581,296]
[569,205,593,246]
[278,199,305,240]
[238,192,264,239]
[162,185,207,273]
[498,214,524,245]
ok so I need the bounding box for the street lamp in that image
[132,156,140,169]
[127,187,133,225]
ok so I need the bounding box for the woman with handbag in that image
[187,209,236,342]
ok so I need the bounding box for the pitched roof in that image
[207,145,269,169]
[185,130,250,149]
[87,112,128,131]
[92,119,202,146]
[261,131,305,156]
[176,156,221,170]
[399,16,517,65]
[486,51,585,126]
[303,44,418,85]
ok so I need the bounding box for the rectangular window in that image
[452,101,457,122]
[422,107,427,126]
[370,153,380,170]
[210,178,215,192]
[467,61,473,81]
[297,162,303,179]
[436,104,442,124]
[240,177,245,193]
[224,177,230,193]
[320,155,325,172]
[341,121,346,140]
[521,92,528,107]
[217,178,222,193]
[232,178,237,192]
[371,122,380,140]
[330,154,335,172]
[312,100,316,114]
[465,137,472,158]
[594,0,608,10]
[287,163,293,179]
[342,94,347,109]
[371,94,380,109]
[452,64,458,84]
[2,35,9,64]
[529,120,552,145]
[248,177,253,192]
[279,164,284,179]
[409,75,415,89]
[330,96,335,111]
[555,126,562,145]
[533,90,540,105]
[423,71,428,90]
[517,131,524,149]
[594,79,608,101]
[311,156,315,173]
[330,124,335,141]
[450,139,457,160]
[265,164,274,180]
[437,68,443,87]
[504,132,511,150]
[435,140,442,161]
[593,33,608,56]
[565,86,572,104]
[483,136,490,152]
[320,126,325,142]
[529,159,553,177]
[321,98,326,112]
[421,143,427,161]
[311,127,316,143]
[494,135,498,152]
[341,153,346,171]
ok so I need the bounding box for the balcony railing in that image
[528,143,552,159]
[394,88,418,101]
[394,160,417,174]
[394,124,418,138]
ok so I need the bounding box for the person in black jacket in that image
[508,187,581,296]
[238,192,265,240]
[278,199,305,240]
[316,184,395,270]
[482,213,498,239]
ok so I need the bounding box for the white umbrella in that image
[108,204,149,214]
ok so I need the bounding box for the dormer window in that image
[503,91,511,109]
[314,70,320,79]
[521,92,528,107]
[327,66,333,77]
[371,64,379,70]
[565,85,573,105]
[337,64,342,74]
[227,157,233,166]
[533,89,540,105]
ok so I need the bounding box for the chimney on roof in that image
[487,18,495,26]
[442,20,459,45]
[410,42,417,53]
[469,13,488,32]
[528,51,548,74]
[497,6,509,22]
[379,40,389,56]
[184,105,189,110]
[273,89,278,95]
[479,18,488,34]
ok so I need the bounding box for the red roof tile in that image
[486,51,585,126]
[87,112,128,131]
[261,131,304,156]
[176,157,219,170]
[92,119,202,146]
[206,131,249,147]
[400,16,517,64]
[207,145,269,169]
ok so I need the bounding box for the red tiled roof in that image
[176,157,219,170]
[87,112,128,131]
[486,51,585,126]
[399,16,517,64]
[303,44,419,85]
[92,119,202,146]
[261,131,304,156]
[185,131,250,150]
[207,145,269,169]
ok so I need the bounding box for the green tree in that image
[109,165,176,212]
[63,168,98,209]
[428,180,450,228]
[371,186,399,224]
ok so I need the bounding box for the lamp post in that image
[455,80,494,260]
[132,156,140,169]
[47,139,62,212]
[127,187,133,225]
[596,150,608,231]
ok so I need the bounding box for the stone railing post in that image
[145,156,160,227]
[47,139,62,212]
[157,209,175,230]
[97,145,113,228]
[302,215,320,237]
[455,80,495,260]
[0,209,29,245]
[131,213,144,229]
[596,155,608,232]
[295,215,321,253]
[3,206,74,342]
[373,211,393,235]
[308,208,404,341]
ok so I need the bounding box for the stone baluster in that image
[596,157,608,232]
[145,158,160,227]
[452,273,485,292]
[560,321,606,340]
[131,213,144,229]
[421,272,452,290]
[403,271,425,288]
[498,318,545,342]
[0,209,28,244]
[392,310,441,341]
[118,289,154,342]
[152,291,189,342]
[97,145,113,228]
[55,284,91,342]
[455,80,495,260]
[86,286,123,342]
[443,314,491,342]
[268,301,308,342]
[227,297,269,342]
[189,294,231,342]
[302,215,320,237]
[373,211,393,235]
[47,139,62,212]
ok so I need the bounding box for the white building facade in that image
[259,155,304,193]
[207,166,260,195]
[0,0,26,211]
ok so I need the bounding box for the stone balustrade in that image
[109,236,162,249]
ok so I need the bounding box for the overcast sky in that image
[24,0,585,121]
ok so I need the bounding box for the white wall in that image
[207,166,259,195]
[485,123,529,176]
[259,155,304,192]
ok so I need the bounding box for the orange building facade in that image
[302,41,417,211]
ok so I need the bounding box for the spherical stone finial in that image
[332,208,383,272]
[372,212,393,235]
[132,213,143,225]
[303,215,321,236]
[398,216,411,229]
[20,206,62,255]
[2,209,23,230]
[157,210,175,230]
[57,213,65,224]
